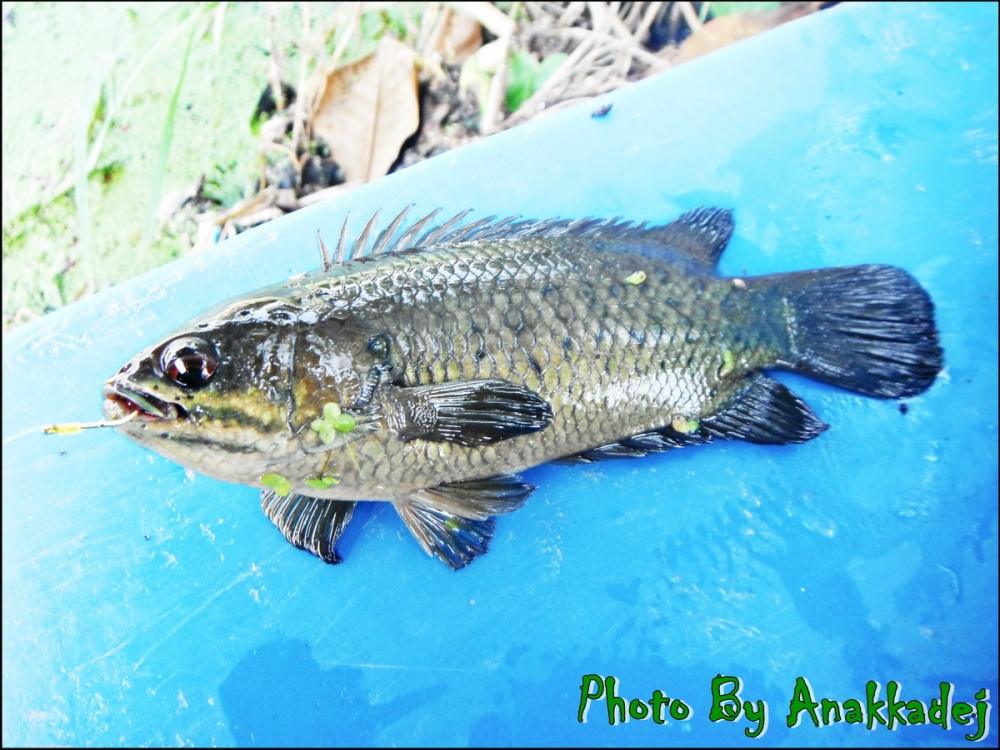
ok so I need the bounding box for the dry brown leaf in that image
[310,37,419,183]
[670,2,822,64]
[434,9,482,64]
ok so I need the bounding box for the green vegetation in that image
[4,4,256,325]
[1,2,412,329]
[505,50,567,113]
[2,2,814,329]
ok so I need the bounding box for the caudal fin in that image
[765,264,942,398]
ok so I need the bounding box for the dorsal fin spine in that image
[332,206,736,268]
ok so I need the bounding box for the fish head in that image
[103,294,390,489]
[104,297,306,481]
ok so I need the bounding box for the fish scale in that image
[317,238,754,495]
[104,207,942,568]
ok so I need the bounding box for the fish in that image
[103,206,943,569]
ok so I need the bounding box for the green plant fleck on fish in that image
[305,475,341,490]
[720,349,736,377]
[331,413,357,433]
[260,472,293,497]
[102,206,943,570]
[671,416,700,434]
[623,270,647,285]
[310,419,338,445]
[310,402,357,444]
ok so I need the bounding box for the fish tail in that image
[756,264,943,398]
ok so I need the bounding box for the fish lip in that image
[102,383,181,421]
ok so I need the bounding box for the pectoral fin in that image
[385,379,553,446]
[260,491,356,564]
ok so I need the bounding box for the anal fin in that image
[260,491,356,564]
[555,373,825,464]
[702,373,828,444]
[557,427,707,463]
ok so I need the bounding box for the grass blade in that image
[144,10,201,247]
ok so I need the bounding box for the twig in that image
[232,206,285,229]
[211,187,276,226]
[558,1,586,26]
[329,2,362,68]
[667,2,683,41]
[634,1,665,43]
[677,1,703,32]
[262,140,300,167]
[264,3,286,111]
[499,34,595,128]
[43,411,138,435]
[480,33,512,133]
[447,1,513,37]
[586,1,609,34]
[557,26,669,71]
[479,1,524,134]
[622,1,645,30]
[420,4,449,57]
[298,181,363,206]
[211,2,228,53]
[603,3,637,40]
[290,2,311,160]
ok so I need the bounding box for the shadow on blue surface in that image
[3,2,997,747]
[219,639,441,745]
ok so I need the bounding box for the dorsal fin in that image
[645,207,734,268]
[327,206,736,267]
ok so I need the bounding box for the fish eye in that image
[160,336,218,389]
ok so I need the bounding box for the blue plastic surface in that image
[3,3,998,746]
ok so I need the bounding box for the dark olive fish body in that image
[305,241,765,492]
[105,208,942,568]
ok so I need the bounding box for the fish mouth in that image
[103,383,185,422]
